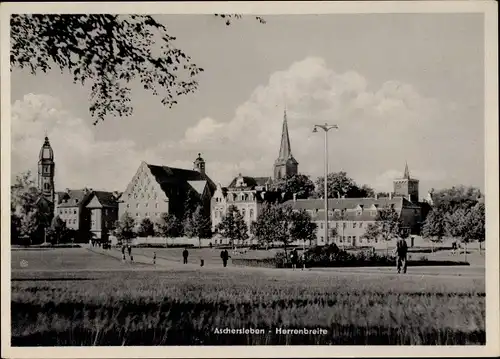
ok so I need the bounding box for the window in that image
[249,209,254,219]
[145,203,149,208]
[136,213,139,217]
[343,222,346,229]
[320,236,324,242]
[353,222,357,229]
[336,222,339,228]
[320,223,324,229]
[74,210,77,214]
[64,209,67,214]
[146,212,149,217]
[59,210,63,214]
[155,203,159,208]
[136,203,139,208]
[359,222,363,228]
[242,208,246,217]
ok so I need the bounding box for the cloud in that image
[176,56,482,196]
[11,94,161,191]
[11,56,483,198]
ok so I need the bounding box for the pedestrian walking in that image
[220,249,230,267]
[153,251,156,265]
[121,245,126,261]
[183,247,189,264]
[396,238,408,274]
[290,248,298,271]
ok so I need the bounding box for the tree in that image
[314,171,374,199]
[290,209,318,247]
[468,202,485,254]
[46,215,67,245]
[11,171,52,244]
[216,205,248,249]
[157,213,183,238]
[250,204,275,250]
[11,14,264,125]
[270,174,315,200]
[114,211,136,244]
[190,206,213,247]
[431,186,482,213]
[137,217,155,237]
[361,206,405,255]
[329,227,338,246]
[421,208,446,252]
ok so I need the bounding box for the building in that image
[211,110,295,241]
[118,155,216,224]
[273,109,298,181]
[54,188,120,241]
[37,136,55,208]
[86,191,120,241]
[393,162,419,202]
[211,174,280,240]
[286,195,422,247]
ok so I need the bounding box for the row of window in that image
[213,208,255,219]
[318,235,379,244]
[319,221,367,230]
[126,203,160,209]
[59,208,113,215]
[65,219,77,225]
[128,192,158,200]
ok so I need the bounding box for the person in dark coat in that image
[121,245,126,261]
[290,249,298,271]
[182,248,189,264]
[220,249,230,267]
[396,238,408,274]
[153,251,156,265]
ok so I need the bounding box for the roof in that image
[146,163,216,199]
[91,191,119,208]
[227,175,265,189]
[56,189,93,208]
[284,196,421,211]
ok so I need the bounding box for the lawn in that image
[10,248,485,346]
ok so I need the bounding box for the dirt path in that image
[82,247,485,280]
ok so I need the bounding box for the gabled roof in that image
[146,163,216,200]
[56,189,93,208]
[284,196,421,211]
[87,191,119,208]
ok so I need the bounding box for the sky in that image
[10,13,485,198]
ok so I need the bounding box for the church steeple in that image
[403,161,410,179]
[278,109,292,161]
[38,136,55,204]
[273,109,298,180]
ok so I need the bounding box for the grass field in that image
[11,248,485,346]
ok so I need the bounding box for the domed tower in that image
[38,136,55,204]
[273,109,298,180]
[193,153,206,174]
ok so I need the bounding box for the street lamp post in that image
[313,124,338,246]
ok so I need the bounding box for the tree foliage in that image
[114,211,136,242]
[251,203,316,253]
[360,206,406,254]
[315,171,374,199]
[46,215,67,245]
[431,186,482,213]
[11,14,203,124]
[422,208,447,245]
[157,213,183,238]
[137,217,155,237]
[190,206,213,240]
[11,171,52,244]
[270,174,315,200]
[216,205,248,247]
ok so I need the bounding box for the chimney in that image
[293,193,297,202]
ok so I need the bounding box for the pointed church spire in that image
[278,109,292,161]
[403,161,410,179]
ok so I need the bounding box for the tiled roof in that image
[284,196,421,210]
[227,175,272,189]
[56,189,93,208]
[146,163,216,199]
[92,191,119,207]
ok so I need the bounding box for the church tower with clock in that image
[38,136,55,205]
[393,162,419,202]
